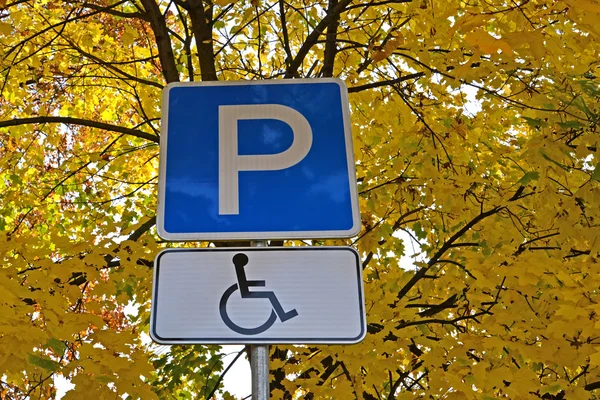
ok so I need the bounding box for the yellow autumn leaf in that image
[556,304,588,320]
[565,387,593,400]
[465,29,513,55]
[372,36,402,63]
[371,50,388,63]
[565,0,600,14]
[453,49,481,80]
[214,0,236,5]
[449,14,491,36]
[589,348,600,367]
[0,22,11,35]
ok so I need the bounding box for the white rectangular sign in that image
[150,247,366,344]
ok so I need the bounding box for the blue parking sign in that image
[157,79,361,240]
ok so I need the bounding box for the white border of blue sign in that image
[157,78,361,241]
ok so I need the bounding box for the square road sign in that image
[157,79,361,240]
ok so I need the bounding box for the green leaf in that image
[592,164,600,181]
[517,171,540,186]
[412,222,426,240]
[47,338,66,355]
[541,383,563,395]
[541,151,569,171]
[96,375,114,384]
[522,116,548,128]
[557,120,585,129]
[10,174,21,184]
[574,97,594,117]
[28,353,59,372]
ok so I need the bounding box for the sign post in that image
[250,240,269,400]
[251,343,269,400]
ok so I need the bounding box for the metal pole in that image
[250,240,269,400]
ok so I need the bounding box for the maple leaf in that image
[465,29,513,55]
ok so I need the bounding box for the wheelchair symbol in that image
[219,253,298,335]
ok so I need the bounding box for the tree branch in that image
[68,1,150,20]
[284,0,353,78]
[585,381,600,391]
[434,259,476,279]
[0,117,159,143]
[175,1,195,81]
[279,0,293,68]
[348,72,425,92]
[205,349,245,399]
[3,1,127,60]
[60,37,164,88]
[140,0,180,83]
[127,216,157,242]
[321,0,341,77]
[187,0,218,81]
[396,206,501,303]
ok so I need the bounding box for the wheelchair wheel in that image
[219,283,277,335]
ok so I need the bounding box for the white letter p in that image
[218,104,313,215]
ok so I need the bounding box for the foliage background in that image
[0,0,599,399]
